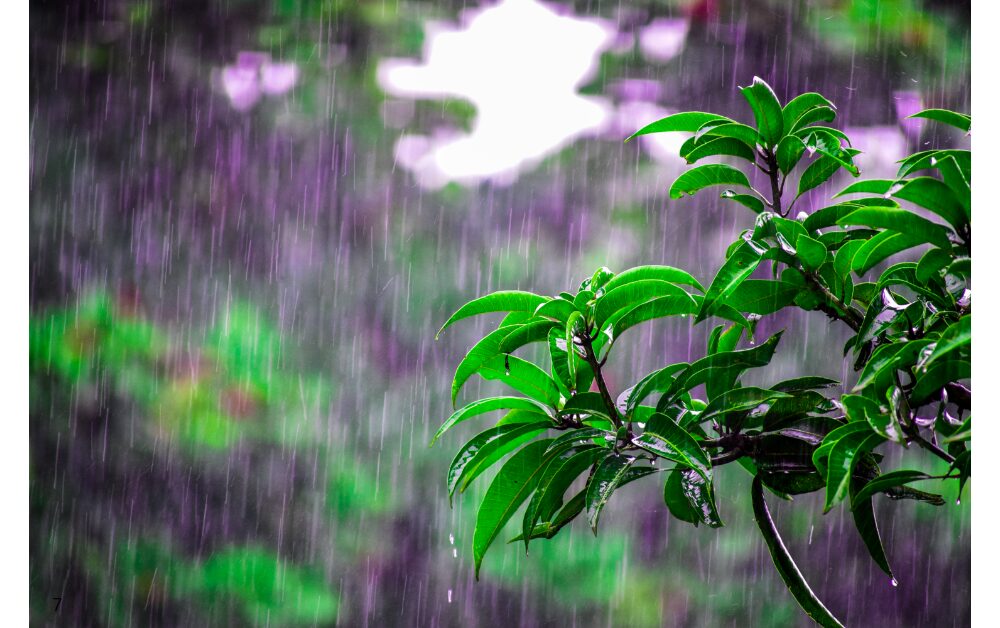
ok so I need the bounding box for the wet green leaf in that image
[724,279,801,314]
[586,453,638,532]
[751,476,845,628]
[478,354,562,406]
[432,396,552,446]
[601,265,705,293]
[438,291,550,338]
[669,164,752,199]
[837,206,953,249]
[849,476,895,581]
[907,108,970,133]
[473,439,557,578]
[448,422,551,501]
[740,76,784,147]
[626,111,731,142]
[634,412,712,480]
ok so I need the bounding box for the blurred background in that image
[29,0,970,625]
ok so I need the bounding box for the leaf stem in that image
[580,331,622,430]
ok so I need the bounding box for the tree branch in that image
[579,331,622,429]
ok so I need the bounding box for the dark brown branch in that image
[579,332,622,429]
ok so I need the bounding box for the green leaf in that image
[473,439,557,578]
[833,239,866,279]
[835,179,895,197]
[663,468,703,525]
[548,328,592,397]
[887,177,967,232]
[533,298,579,323]
[634,413,712,481]
[849,476,895,581]
[586,453,638,532]
[851,231,926,275]
[898,149,970,180]
[775,135,806,174]
[720,189,767,214]
[841,394,901,445]
[601,265,705,294]
[724,280,801,315]
[599,295,699,350]
[915,248,953,284]
[795,234,827,271]
[664,332,784,403]
[669,164,752,199]
[594,279,694,329]
[772,376,839,393]
[698,387,791,425]
[852,470,938,507]
[751,476,845,628]
[740,76,784,147]
[448,422,551,501]
[545,427,614,456]
[910,360,970,406]
[521,445,604,550]
[800,129,859,175]
[934,156,971,218]
[683,137,757,164]
[478,354,562,407]
[782,93,836,130]
[626,111,732,142]
[696,238,767,321]
[920,315,970,369]
[497,320,559,353]
[432,396,553,446]
[788,106,837,134]
[451,326,520,405]
[700,122,761,147]
[837,207,952,249]
[796,155,840,198]
[438,291,550,338]
[623,363,690,414]
[907,108,971,133]
[823,429,884,513]
[675,467,724,527]
[561,391,613,421]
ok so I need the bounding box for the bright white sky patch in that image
[378,0,615,188]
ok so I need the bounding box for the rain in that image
[29,0,970,626]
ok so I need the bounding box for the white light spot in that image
[378,0,615,188]
[639,18,689,62]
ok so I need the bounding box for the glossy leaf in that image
[669,164,752,199]
[594,279,694,328]
[683,136,756,164]
[921,316,970,369]
[849,476,895,581]
[720,189,767,214]
[448,422,551,501]
[740,76,784,147]
[724,279,801,315]
[907,108,970,133]
[522,446,605,549]
[795,234,827,271]
[438,291,549,338]
[775,135,806,174]
[601,265,705,294]
[852,470,937,507]
[851,230,925,275]
[626,112,732,142]
[823,430,884,513]
[473,439,556,578]
[697,238,767,321]
[586,453,638,532]
[433,396,552,446]
[478,354,562,407]
[837,207,952,249]
[634,412,712,480]
[752,476,845,628]
[888,177,967,232]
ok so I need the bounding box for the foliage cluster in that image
[436,77,970,626]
